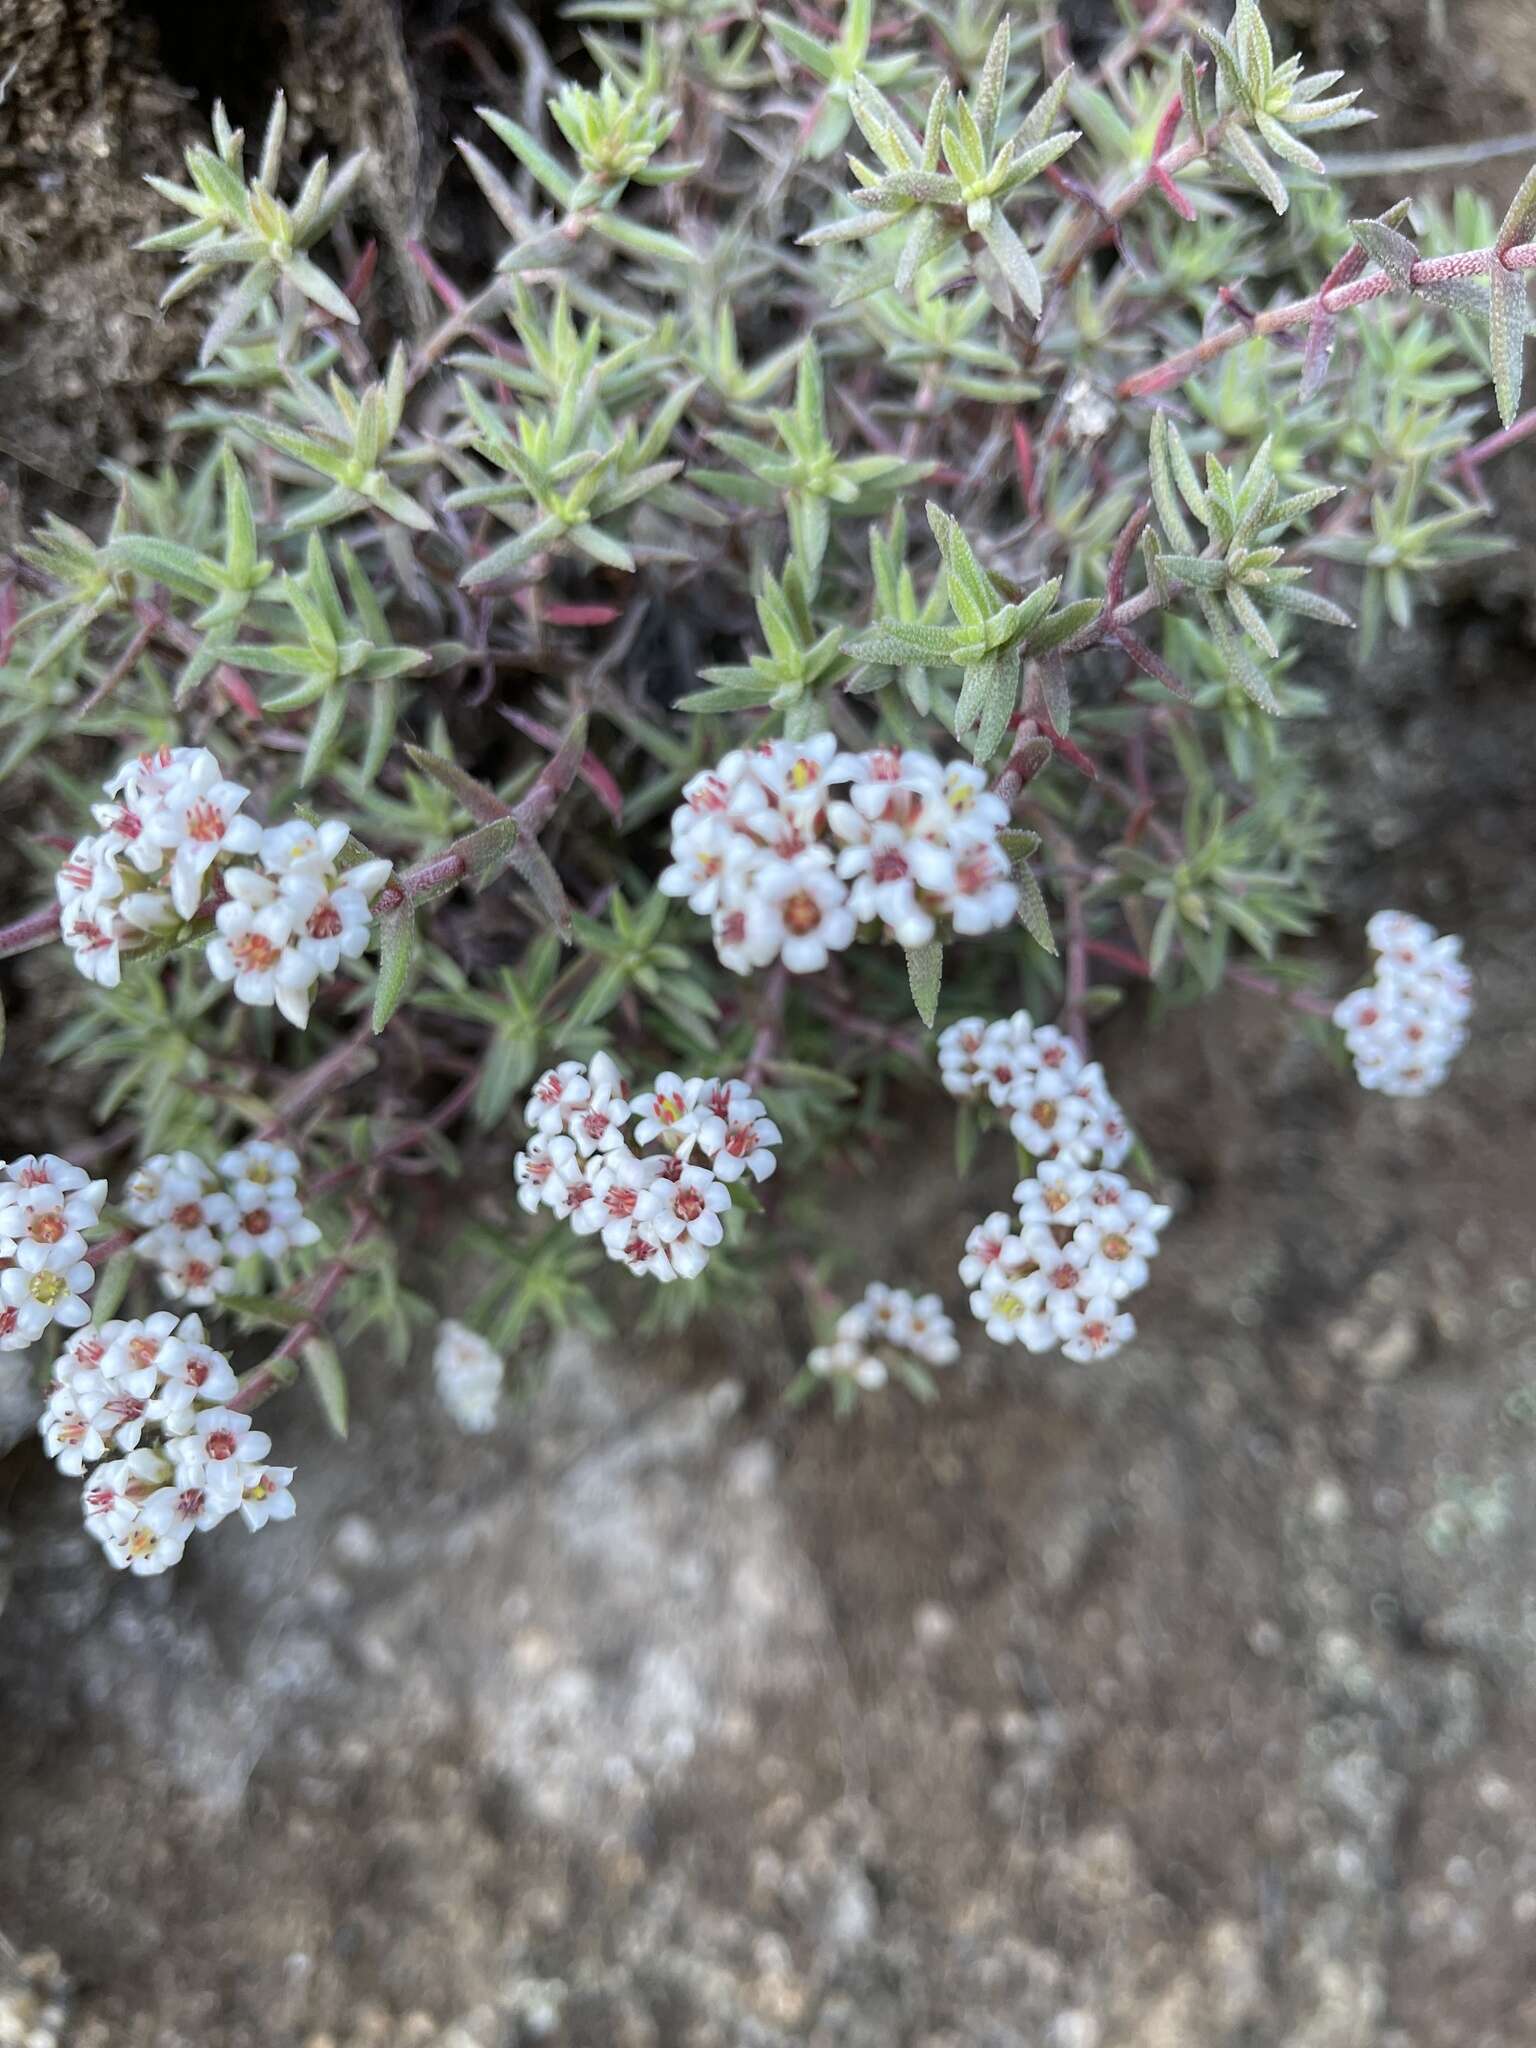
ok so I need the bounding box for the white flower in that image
[206,894,320,1027]
[958,1211,1014,1288]
[102,1518,188,1576]
[937,1017,989,1100]
[909,832,1019,936]
[604,1219,676,1281]
[514,1134,559,1213]
[541,1136,612,1235]
[152,1315,240,1416]
[694,1080,781,1183]
[282,860,392,975]
[752,853,857,973]
[1336,913,1471,1097]
[904,1291,959,1367]
[970,1263,1055,1352]
[40,1388,108,1474]
[809,1337,888,1390]
[167,1407,273,1507]
[835,821,937,947]
[140,1473,237,1538]
[146,1225,236,1306]
[238,1462,297,1532]
[1055,1295,1136,1364]
[433,1319,505,1434]
[566,1051,633,1157]
[631,1070,708,1147]
[637,1161,731,1277]
[525,1061,593,1137]
[217,1140,302,1207]
[255,818,352,880]
[1073,1186,1170,1300]
[711,892,784,975]
[0,1241,95,1346]
[82,1449,169,1544]
[1014,1160,1093,1230]
[0,1179,102,1265]
[223,1189,321,1262]
[145,759,262,918]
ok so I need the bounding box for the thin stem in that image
[1121,236,1536,399]
[0,903,62,960]
[229,1213,373,1415]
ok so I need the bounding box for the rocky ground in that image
[3,2,1536,2044]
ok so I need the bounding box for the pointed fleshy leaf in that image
[905,940,942,1029]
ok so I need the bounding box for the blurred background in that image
[2,2,1535,2043]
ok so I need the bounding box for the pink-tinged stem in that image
[374,849,469,914]
[1121,237,1536,398]
[1462,404,1536,472]
[85,1226,138,1269]
[498,706,624,822]
[0,903,62,960]
[1085,938,1154,978]
[1228,966,1338,1019]
[308,1069,480,1196]
[229,1214,373,1414]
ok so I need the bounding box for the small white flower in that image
[1014,1161,1093,1230]
[638,1162,731,1276]
[146,760,262,918]
[0,1241,95,1345]
[206,897,320,1028]
[283,860,392,975]
[514,1135,559,1213]
[433,1319,505,1434]
[152,1316,240,1416]
[631,1071,708,1147]
[256,818,352,880]
[167,1407,273,1506]
[140,1473,237,1538]
[1055,1295,1136,1364]
[217,1140,302,1207]
[102,1519,189,1576]
[223,1190,321,1262]
[525,1061,593,1137]
[937,1017,989,1100]
[40,1388,108,1474]
[958,1211,1014,1288]
[149,1226,236,1306]
[694,1080,781,1183]
[970,1264,1056,1352]
[752,853,857,973]
[238,1462,297,1531]
[808,1337,888,1390]
[909,832,1019,935]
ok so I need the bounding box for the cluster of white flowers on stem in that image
[432,1319,505,1433]
[59,747,390,1027]
[39,1312,293,1575]
[0,1155,106,1352]
[660,738,1020,975]
[1333,911,1472,1098]
[514,1054,779,1282]
[806,1281,959,1402]
[937,1010,1133,1166]
[123,1141,321,1306]
[939,1013,1169,1363]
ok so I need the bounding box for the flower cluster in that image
[39,1312,294,1575]
[937,1010,1133,1165]
[660,738,1020,976]
[514,1055,780,1281]
[805,1281,959,1402]
[1333,911,1472,1098]
[0,1155,106,1352]
[961,1165,1170,1362]
[937,1012,1168,1362]
[59,748,391,1027]
[433,1319,505,1433]
[122,1141,322,1306]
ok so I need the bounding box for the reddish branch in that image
[1122,237,1536,399]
